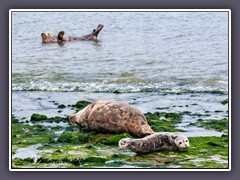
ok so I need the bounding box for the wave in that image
[11,81,228,95]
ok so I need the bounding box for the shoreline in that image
[12,91,228,137]
[11,96,229,169]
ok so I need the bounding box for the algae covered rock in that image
[189,118,228,133]
[83,156,106,164]
[58,104,66,109]
[12,117,19,124]
[12,124,56,146]
[57,132,89,144]
[30,113,48,121]
[73,100,91,109]
[104,133,132,145]
[145,112,183,132]
[221,99,228,105]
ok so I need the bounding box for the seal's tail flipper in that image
[142,124,155,135]
[91,24,104,37]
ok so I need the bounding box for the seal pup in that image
[69,100,154,137]
[119,132,189,154]
[57,24,104,42]
[41,32,58,43]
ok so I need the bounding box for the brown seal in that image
[118,132,189,154]
[69,100,154,137]
[41,24,104,43]
[57,24,104,42]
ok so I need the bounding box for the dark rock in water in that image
[12,117,19,124]
[72,100,92,109]
[221,134,228,137]
[156,107,170,110]
[113,90,121,94]
[58,104,66,109]
[221,99,228,105]
[30,113,48,121]
[215,110,223,113]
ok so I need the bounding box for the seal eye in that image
[179,142,182,145]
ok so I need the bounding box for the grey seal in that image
[119,132,189,154]
[69,100,154,137]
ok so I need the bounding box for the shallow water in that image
[11,11,229,137]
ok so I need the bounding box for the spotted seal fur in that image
[69,100,154,137]
[119,132,189,154]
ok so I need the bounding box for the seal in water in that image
[57,24,104,41]
[118,132,189,154]
[41,24,104,43]
[69,100,154,137]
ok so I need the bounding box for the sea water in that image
[11,11,229,137]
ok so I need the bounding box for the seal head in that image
[174,135,189,148]
[41,32,57,43]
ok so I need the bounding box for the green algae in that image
[34,143,112,168]
[12,124,56,146]
[72,100,91,110]
[11,103,229,169]
[189,118,228,133]
[57,132,89,144]
[145,112,184,132]
[12,125,229,169]
[221,99,228,105]
[57,104,66,109]
[13,158,34,166]
[30,113,48,121]
[12,116,19,124]
[104,133,132,145]
[120,136,229,168]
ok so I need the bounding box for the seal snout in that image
[69,114,76,123]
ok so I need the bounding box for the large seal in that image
[57,24,104,42]
[118,132,189,154]
[68,100,154,137]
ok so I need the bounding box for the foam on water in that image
[12,80,228,94]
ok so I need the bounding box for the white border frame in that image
[9,9,231,172]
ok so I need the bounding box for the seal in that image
[57,24,104,42]
[41,32,58,43]
[41,24,104,43]
[118,132,189,154]
[68,100,154,137]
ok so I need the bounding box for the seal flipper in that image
[91,24,104,38]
